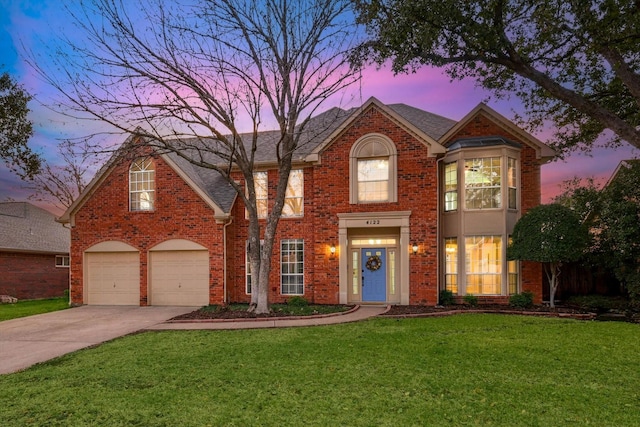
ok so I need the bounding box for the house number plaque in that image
[365,219,380,225]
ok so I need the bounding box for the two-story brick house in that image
[59,97,554,306]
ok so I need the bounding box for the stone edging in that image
[379,307,597,321]
[166,304,361,323]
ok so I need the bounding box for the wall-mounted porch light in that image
[411,242,419,255]
[330,243,336,258]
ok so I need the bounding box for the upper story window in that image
[55,255,70,268]
[245,171,268,219]
[444,162,458,211]
[508,158,517,209]
[464,157,501,209]
[129,158,155,211]
[350,134,397,204]
[282,169,304,217]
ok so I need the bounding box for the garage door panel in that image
[150,250,209,306]
[86,252,139,305]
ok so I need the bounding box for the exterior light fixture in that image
[412,243,419,254]
[330,244,336,256]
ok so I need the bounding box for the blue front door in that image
[362,248,386,302]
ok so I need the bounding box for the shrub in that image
[509,291,534,308]
[287,296,308,307]
[463,294,478,307]
[566,295,630,313]
[439,290,455,306]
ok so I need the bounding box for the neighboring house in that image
[59,97,554,306]
[0,202,70,300]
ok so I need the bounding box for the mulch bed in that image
[170,305,356,321]
[171,303,602,322]
[381,304,598,320]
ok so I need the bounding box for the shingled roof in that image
[0,202,70,254]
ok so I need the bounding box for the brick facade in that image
[0,252,69,300]
[63,100,549,307]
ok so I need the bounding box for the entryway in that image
[362,248,386,302]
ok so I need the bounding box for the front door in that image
[362,248,386,302]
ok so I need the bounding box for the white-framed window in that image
[246,239,264,294]
[282,169,304,217]
[464,157,501,209]
[465,235,502,295]
[444,238,458,294]
[129,158,155,211]
[508,236,519,294]
[246,171,268,219]
[350,134,397,204]
[508,158,517,210]
[444,162,458,211]
[281,239,304,295]
[55,255,70,268]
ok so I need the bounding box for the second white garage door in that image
[149,250,209,306]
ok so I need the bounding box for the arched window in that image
[129,158,155,211]
[349,134,397,204]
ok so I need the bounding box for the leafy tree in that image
[353,0,640,155]
[508,204,589,307]
[599,166,640,307]
[34,0,361,313]
[0,72,40,178]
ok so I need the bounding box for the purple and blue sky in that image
[1,0,638,215]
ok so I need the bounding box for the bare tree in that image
[32,0,361,313]
[25,140,103,213]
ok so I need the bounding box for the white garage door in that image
[86,252,140,305]
[149,250,209,306]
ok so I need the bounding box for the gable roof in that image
[439,103,556,161]
[305,97,451,161]
[0,202,70,254]
[605,159,640,187]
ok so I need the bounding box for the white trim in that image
[149,239,207,251]
[85,241,138,252]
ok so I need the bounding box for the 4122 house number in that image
[365,219,380,225]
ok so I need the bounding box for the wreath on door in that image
[365,255,382,271]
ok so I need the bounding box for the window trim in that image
[444,161,458,212]
[349,133,397,204]
[129,158,156,212]
[280,239,304,295]
[282,169,304,218]
[55,255,70,268]
[245,171,268,220]
[464,157,502,210]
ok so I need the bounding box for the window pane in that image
[281,239,304,295]
[358,158,389,202]
[129,158,155,211]
[508,158,517,209]
[465,236,502,295]
[445,238,458,294]
[444,162,458,211]
[352,251,359,295]
[283,170,303,217]
[465,157,501,209]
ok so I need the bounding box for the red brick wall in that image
[69,154,226,306]
[0,252,69,300]
[227,105,440,305]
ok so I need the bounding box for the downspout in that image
[223,217,233,305]
[435,155,445,306]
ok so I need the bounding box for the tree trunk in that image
[545,261,562,308]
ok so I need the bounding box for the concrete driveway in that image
[0,305,197,375]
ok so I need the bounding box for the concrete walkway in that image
[0,305,385,374]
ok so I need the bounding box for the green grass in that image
[0,297,69,321]
[1,315,639,426]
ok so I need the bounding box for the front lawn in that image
[0,297,69,321]
[1,315,638,426]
